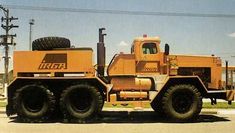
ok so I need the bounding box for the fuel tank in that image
[111,77,152,91]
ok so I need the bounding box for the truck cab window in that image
[142,43,157,54]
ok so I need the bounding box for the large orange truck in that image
[6,28,235,122]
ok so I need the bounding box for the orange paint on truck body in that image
[13,49,94,77]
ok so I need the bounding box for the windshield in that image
[142,43,157,54]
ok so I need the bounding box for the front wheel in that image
[60,84,103,122]
[151,99,164,115]
[162,84,202,121]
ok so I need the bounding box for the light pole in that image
[29,19,34,51]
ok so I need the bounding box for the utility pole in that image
[0,5,18,92]
[29,19,34,50]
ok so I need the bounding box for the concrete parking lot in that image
[0,110,235,133]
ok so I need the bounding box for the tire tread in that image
[32,37,70,51]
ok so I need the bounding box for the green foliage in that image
[1,101,235,108]
[0,102,6,107]
[104,102,235,109]
[202,102,235,109]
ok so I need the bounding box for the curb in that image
[201,109,218,114]
[0,108,5,114]
[101,108,221,114]
[217,110,235,115]
[0,111,5,114]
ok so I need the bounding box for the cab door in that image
[136,42,162,74]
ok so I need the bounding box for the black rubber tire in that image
[150,99,164,115]
[32,37,70,51]
[162,84,202,122]
[13,84,56,122]
[60,84,103,122]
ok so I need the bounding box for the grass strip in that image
[104,102,235,109]
[0,102,6,107]
[1,101,235,109]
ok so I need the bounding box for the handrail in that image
[107,54,118,76]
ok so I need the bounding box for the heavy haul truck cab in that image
[107,36,167,76]
[107,34,234,121]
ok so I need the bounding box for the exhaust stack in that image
[97,28,106,77]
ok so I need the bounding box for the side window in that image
[142,43,157,54]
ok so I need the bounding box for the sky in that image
[0,0,235,72]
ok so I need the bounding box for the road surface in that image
[0,111,235,133]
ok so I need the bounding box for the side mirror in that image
[164,43,170,55]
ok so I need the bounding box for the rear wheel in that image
[60,84,103,122]
[13,84,55,122]
[162,84,202,121]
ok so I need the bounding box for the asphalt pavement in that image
[1,112,235,133]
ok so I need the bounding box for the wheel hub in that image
[172,91,193,114]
